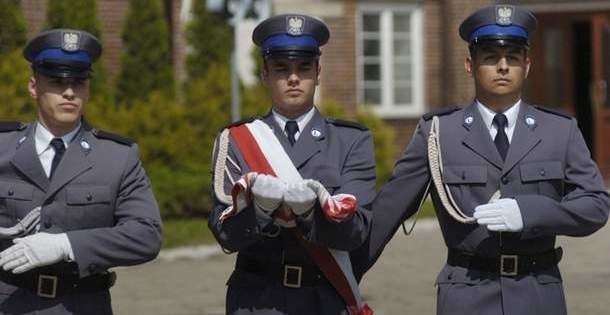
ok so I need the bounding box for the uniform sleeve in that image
[207,132,274,252]
[304,130,376,251]
[518,119,610,238]
[353,120,431,278]
[67,144,163,277]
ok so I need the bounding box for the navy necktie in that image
[285,121,299,146]
[492,114,509,161]
[50,138,65,178]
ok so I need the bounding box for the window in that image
[357,4,424,118]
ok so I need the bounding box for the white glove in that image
[0,232,74,274]
[283,181,317,216]
[251,174,286,214]
[474,198,523,232]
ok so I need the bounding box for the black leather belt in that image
[447,247,563,276]
[235,255,329,288]
[0,270,116,298]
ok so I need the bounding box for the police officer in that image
[362,4,610,315]
[209,14,375,315]
[0,29,162,314]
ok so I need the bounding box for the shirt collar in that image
[272,106,316,132]
[476,99,521,130]
[35,122,81,155]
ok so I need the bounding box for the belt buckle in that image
[283,265,302,288]
[500,255,518,276]
[37,274,58,298]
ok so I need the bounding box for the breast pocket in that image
[0,181,35,227]
[520,161,564,199]
[442,165,487,207]
[66,186,114,228]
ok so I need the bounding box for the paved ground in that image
[110,219,610,314]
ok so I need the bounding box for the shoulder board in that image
[422,106,460,121]
[92,129,134,146]
[221,117,258,130]
[0,121,26,132]
[327,118,368,131]
[534,106,572,119]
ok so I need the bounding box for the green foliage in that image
[162,219,216,249]
[115,0,173,104]
[46,0,101,37]
[46,0,112,104]
[0,50,36,120]
[320,101,396,186]
[0,0,27,54]
[185,0,232,79]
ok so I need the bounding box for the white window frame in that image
[356,3,424,118]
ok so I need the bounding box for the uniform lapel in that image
[45,126,94,198]
[461,103,504,170]
[261,113,292,150]
[10,124,50,192]
[288,109,324,169]
[502,103,541,175]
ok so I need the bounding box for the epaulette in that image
[221,117,258,131]
[0,121,26,132]
[534,106,572,119]
[92,129,134,146]
[422,106,460,121]
[327,118,368,131]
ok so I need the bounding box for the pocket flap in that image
[66,186,112,205]
[0,181,34,200]
[442,166,487,184]
[520,161,563,182]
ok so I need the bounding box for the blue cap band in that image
[262,34,319,52]
[469,24,528,43]
[33,48,91,64]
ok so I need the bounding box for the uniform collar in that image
[35,122,81,155]
[476,99,521,130]
[272,106,316,133]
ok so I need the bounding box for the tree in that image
[46,0,112,104]
[185,0,232,80]
[0,0,35,121]
[0,0,27,54]
[115,0,173,104]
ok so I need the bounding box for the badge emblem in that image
[18,136,26,144]
[62,31,80,52]
[80,139,91,150]
[311,128,321,138]
[287,16,305,36]
[464,116,474,126]
[525,115,536,128]
[496,5,514,26]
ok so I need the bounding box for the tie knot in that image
[492,113,508,129]
[50,138,65,153]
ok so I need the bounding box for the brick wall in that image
[320,0,358,117]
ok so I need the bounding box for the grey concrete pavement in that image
[111,219,610,314]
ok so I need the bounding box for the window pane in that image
[394,62,411,81]
[364,64,381,81]
[394,85,412,105]
[362,14,380,32]
[364,87,381,105]
[363,39,380,57]
[394,38,411,56]
[393,13,411,32]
